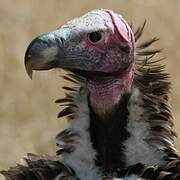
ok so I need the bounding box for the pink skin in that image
[81,11,135,117]
[106,10,135,50]
[87,64,134,117]
[78,11,135,74]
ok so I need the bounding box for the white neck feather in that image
[56,86,167,180]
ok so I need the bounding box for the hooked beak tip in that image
[28,70,33,80]
[24,32,63,78]
[25,58,33,79]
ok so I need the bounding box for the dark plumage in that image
[0,154,79,180]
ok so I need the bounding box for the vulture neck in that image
[89,92,130,172]
[87,65,134,118]
[56,61,177,179]
[89,86,166,173]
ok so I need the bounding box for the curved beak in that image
[25,32,63,79]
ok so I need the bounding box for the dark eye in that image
[88,31,102,43]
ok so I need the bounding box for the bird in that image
[1,9,180,180]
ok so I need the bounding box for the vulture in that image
[1,9,180,180]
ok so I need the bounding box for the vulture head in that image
[25,9,135,116]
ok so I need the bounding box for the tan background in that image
[0,0,180,175]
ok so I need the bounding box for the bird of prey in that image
[1,9,180,180]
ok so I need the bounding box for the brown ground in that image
[0,0,180,176]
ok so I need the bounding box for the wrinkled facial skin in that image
[57,10,134,74]
[25,9,135,78]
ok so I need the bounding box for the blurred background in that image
[0,0,180,173]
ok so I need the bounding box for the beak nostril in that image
[54,36,65,48]
[60,37,65,47]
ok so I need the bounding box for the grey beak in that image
[25,32,62,79]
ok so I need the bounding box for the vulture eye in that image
[88,31,103,43]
